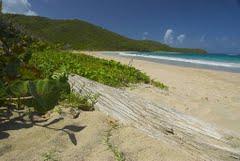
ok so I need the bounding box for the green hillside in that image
[3,14,207,53]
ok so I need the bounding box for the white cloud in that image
[164,29,174,44]
[177,34,186,43]
[2,0,37,16]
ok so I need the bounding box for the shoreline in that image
[100,51,240,73]
[123,55,240,73]
[78,50,240,77]
[79,51,240,134]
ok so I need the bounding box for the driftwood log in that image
[69,75,240,161]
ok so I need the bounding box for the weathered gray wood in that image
[69,75,240,161]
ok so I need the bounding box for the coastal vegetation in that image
[0,14,168,156]
[0,13,167,118]
[30,50,152,87]
[105,121,126,161]
[2,14,207,54]
[0,15,71,114]
[1,2,240,161]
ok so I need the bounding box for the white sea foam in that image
[118,52,240,68]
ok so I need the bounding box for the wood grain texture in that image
[69,75,240,161]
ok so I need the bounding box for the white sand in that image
[0,111,197,161]
[81,51,240,134]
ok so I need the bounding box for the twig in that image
[0,96,34,101]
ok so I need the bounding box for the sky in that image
[2,0,240,54]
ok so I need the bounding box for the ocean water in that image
[103,51,240,73]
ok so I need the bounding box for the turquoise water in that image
[104,51,240,73]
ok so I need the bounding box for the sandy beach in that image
[1,51,240,161]
[0,110,198,161]
[1,1,239,159]
[80,51,240,134]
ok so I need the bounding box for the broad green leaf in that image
[8,80,29,97]
[28,78,70,113]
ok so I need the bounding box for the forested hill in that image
[2,14,207,54]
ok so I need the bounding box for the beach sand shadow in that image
[0,114,86,145]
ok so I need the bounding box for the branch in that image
[0,96,34,101]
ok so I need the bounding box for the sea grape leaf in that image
[0,81,7,98]
[28,78,70,113]
[8,80,29,97]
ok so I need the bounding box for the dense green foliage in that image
[4,78,70,113]
[0,15,70,114]
[0,15,34,86]
[3,14,207,54]
[28,78,70,113]
[30,50,151,87]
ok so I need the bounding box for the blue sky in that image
[2,0,240,53]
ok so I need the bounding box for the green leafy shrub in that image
[0,15,70,114]
[28,78,70,113]
[151,80,168,90]
[8,80,29,97]
[0,15,36,83]
[1,77,70,114]
[30,50,151,87]
[62,92,99,111]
